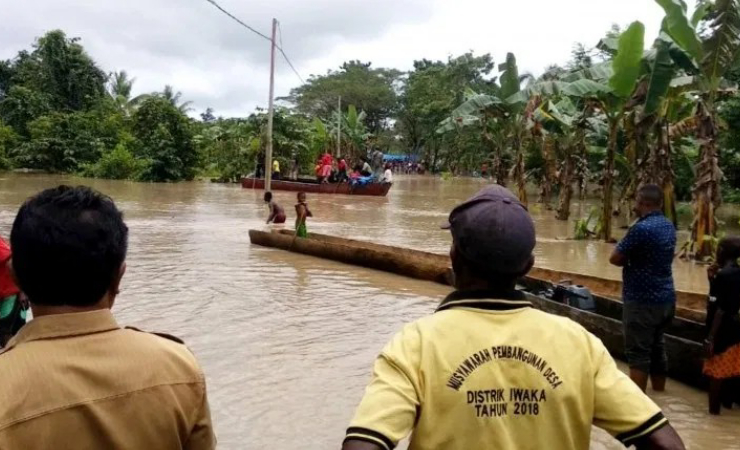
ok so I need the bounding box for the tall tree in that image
[399,53,496,170]
[654,0,740,258]
[132,97,197,181]
[108,70,149,116]
[161,85,193,114]
[286,61,401,132]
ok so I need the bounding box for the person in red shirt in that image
[0,236,27,347]
[338,158,349,183]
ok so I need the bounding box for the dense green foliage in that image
[3,4,740,258]
[0,30,199,182]
[284,61,401,132]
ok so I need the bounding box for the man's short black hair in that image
[11,185,128,307]
[637,184,663,207]
[718,236,740,266]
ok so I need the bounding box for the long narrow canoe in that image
[241,177,392,197]
[249,229,707,389]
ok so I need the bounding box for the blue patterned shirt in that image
[616,212,677,304]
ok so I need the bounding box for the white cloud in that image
[1,0,696,117]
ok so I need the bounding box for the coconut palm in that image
[107,70,149,116]
[161,85,193,114]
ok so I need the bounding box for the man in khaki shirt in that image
[0,185,216,450]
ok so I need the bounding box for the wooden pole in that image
[265,18,278,192]
[337,96,341,157]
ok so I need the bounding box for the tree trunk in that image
[690,101,722,260]
[512,136,527,206]
[599,119,619,242]
[655,119,677,227]
[492,146,507,187]
[556,139,573,221]
[540,136,555,209]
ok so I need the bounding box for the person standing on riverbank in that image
[295,192,312,238]
[264,192,286,225]
[0,186,215,449]
[343,185,685,450]
[704,236,740,415]
[610,184,677,393]
[0,236,26,347]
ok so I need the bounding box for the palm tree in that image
[161,85,193,114]
[107,70,149,116]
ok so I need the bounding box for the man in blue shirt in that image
[610,184,677,393]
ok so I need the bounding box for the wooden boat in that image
[249,229,708,389]
[241,177,392,197]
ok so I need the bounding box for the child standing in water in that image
[705,236,740,414]
[295,192,312,238]
[264,192,286,224]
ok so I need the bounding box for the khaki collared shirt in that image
[0,309,216,450]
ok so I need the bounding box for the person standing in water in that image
[264,192,286,225]
[610,184,677,392]
[295,192,312,238]
[705,236,740,415]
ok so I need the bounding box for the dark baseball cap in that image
[442,185,536,275]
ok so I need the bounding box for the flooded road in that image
[0,173,737,449]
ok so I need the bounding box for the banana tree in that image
[533,97,595,220]
[326,104,371,160]
[654,0,740,259]
[563,21,646,241]
[437,53,530,204]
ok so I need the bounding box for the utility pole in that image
[265,18,278,192]
[336,96,341,157]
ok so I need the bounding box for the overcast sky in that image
[1,0,697,118]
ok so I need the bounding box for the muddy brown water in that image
[0,173,738,449]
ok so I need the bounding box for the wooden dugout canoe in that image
[249,229,707,389]
[241,177,392,197]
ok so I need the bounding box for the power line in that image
[204,0,272,42]
[276,21,305,84]
[204,0,306,85]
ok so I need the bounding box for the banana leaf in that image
[654,0,704,63]
[448,94,502,118]
[562,79,612,97]
[644,39,676,117]
[506,81,568,104]
[562,62,614,82]
[499,53,521,100]
[610,21,646,98]
[701,0,740,87]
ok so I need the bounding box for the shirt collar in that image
[436,289,532,313]
[639,211,663,221]
[3,309,119,351]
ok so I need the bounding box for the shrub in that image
[82,143,145,180]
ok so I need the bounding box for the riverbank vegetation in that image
[1,1,740,259]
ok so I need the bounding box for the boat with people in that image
[248,229,707,390]
[241,177,392,197]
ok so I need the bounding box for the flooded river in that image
[0,173,738,449]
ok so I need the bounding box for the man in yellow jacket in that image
[343,185,684,450]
